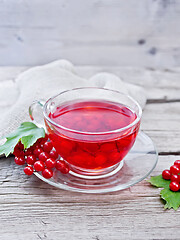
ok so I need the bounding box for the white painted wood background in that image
[0,0,180,68]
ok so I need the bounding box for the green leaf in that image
[0,122,45,157]
[148,174,180,210]
[148,175,170,188]
[160,188,180,210]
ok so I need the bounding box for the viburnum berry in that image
[169,181,180,192]
[14,156,26,165]
[45,158,56,169]
[24,148,33,156]
[12,134,65,178]
[13,142,24,157]
[162,169,171,180]
[16,142,24,150]
[56,160,70,174]
[94,153,107,165]
[26,155,36,165]
[45,134,49,140]
[39,152,49,162]
[174,160,180,168]
[24,166,34,176]
[170,165,180,175]
[171,174,179,183]
[49,149,58,159]
[33,148,43,157]
[37,135,48,145]
[43,141,53,153]
[34,142,41,149]
[42,168,53,179]
[34,160,45,172]
[13,148,24,157]
[37,137,46,144]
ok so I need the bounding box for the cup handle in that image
[29,100,46,128]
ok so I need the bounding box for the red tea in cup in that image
[46,100,140,171]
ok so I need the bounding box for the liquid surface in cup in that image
[47,100,139,170]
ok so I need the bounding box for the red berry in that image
[24,148,33,156]
[170,165,180,175]
[45,158,56,169]
[56,139,75,156]
[169,181,180,192]
[24,166,34,176]
[14,156,25,165]
[13,148,24,157]
[100,142,116,152]
[26,155,36,165]
[94,153,107,165]
[39,134,48,142]
[39,152,49,162]
[16,142,24,150]
[56,160,70,174]
[174,160,180,168]
[162,169,171,180]
[37,137,46,144]
[34,160,45,171]
[34,142,41,149]
[171,174,179,183]
[43,141,53,153]
[33,148,43,157]
[42,168,53,179]
[49,149,58,159]
[29,146,35,152]
[13,142,24,156]
[44,134,49,140]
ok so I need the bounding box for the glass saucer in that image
[35,131,158,193]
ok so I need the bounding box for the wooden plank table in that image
[0,66,180,239]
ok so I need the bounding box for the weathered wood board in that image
[0,66,180,239]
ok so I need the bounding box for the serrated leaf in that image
[147,175,170,188]
[0,122,45,157]
[148,174,180,210]
[160,188,180,210]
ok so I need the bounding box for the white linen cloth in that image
[0,59,146,139]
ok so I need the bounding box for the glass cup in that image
[29,87,142,179]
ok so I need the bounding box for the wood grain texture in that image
[1,65,180,99]
[0,0,180,68]
[0,156,179,240]
[0,66,180,239]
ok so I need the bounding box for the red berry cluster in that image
[162,160,180,192]
[13,136,70,179]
